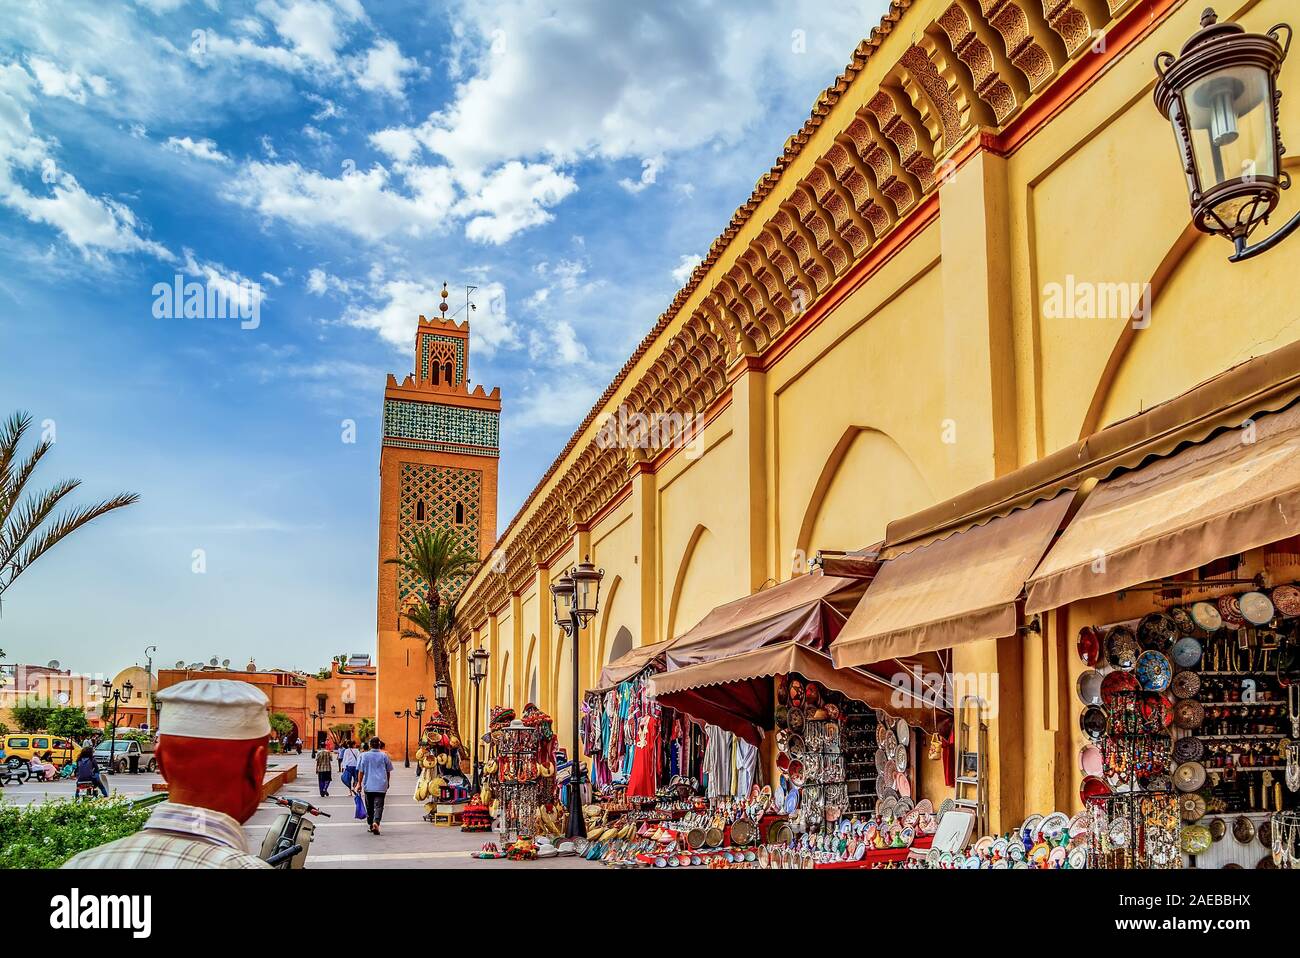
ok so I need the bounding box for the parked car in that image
[93,738,156,774]
[2,733,76,769]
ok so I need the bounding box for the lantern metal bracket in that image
[1229,208,1300,261]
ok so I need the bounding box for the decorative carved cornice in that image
[451,0,1148,641]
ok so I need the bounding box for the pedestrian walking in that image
[355,736,393,835]
[314,746,333,797]
[294,736,303,755]
[339,740,361,793]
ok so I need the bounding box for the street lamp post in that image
[395,709,413,767]
[143,646,156,733]
[310,711,319,758]
[469,648,490,793]
[101,679,133,773]
[1154,9,1296,260]
[549,556,604,839]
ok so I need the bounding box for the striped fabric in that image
[62,801,269,869]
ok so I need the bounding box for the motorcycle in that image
[259,795,329,868]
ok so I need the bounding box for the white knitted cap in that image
[157,679,271,740]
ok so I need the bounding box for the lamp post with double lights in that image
[1154,9,1296,261]
[468,648,490,793]
[550,556,604,839]
[309,711,322,757]
[415,692,427,738]
[101,679,133,773]
[394,708,414,767]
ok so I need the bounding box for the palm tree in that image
[385,526,479,745]
[0,411,138,606]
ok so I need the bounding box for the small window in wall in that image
[344,702,354,715]
[416,500,426,522]
[455,501,465,525]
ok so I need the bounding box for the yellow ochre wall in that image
[447,0,1300,826]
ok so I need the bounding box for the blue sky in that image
[0,0,886,677]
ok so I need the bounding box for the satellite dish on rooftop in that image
[174,660,185,669]
[47,659,60,670]
[222,658,230,668]
[209,657,219,666]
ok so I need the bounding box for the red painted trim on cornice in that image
[759,192,941,371]
[994,0,1179,157]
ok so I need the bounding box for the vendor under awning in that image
[649,569,948,744]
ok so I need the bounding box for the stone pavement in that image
[246,750,599,870]
[3,749,598,870]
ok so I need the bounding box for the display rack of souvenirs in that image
[487,710,541,839]
[571,784,778,867]
[412,711,468,821]
[923,810,1090,869]
[750,799,940,869]
[1139,590,1300,868]
[775,674,906,831]
[1077,615,1181,868]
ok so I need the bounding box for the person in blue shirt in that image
[355,737,393,835]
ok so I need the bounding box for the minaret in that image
[375,284,500,759]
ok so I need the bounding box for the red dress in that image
[626,714,660,798]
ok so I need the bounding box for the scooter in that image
[259,795,329,869]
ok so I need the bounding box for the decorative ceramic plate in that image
[1259,818,1273,849]
[1169,606,1196,634]
[1233,815,1256,844]
[1173,735,1205,763]
[1068,846,1088,869]
[1080,775,1111,803]
[1180,793,1207,822]
[1077,669,1104,706]
[1239,591,1275,626]
[1100,669,1139,705]
[1080,743,1104,777]
[1138,613,1178,652]
[1171,636,1204,669]
[1218,595,1245,629]
[1081,705,1109,739]
[1174,761,1206,792]
[1181,824,1212,855]
[895,748,908,773]
[895,772,912,798]
[1190,601,1223,632]
[1068,812,1090,838]
[1171,669,1201,698]
[1106,626,1140,670]
[788,707,805,732]
[1174,699,1205,730]
[895,718,909,745]
[1040,812,1070,842]
[1136,650,1173,691]
[938,798,955,817]
[1020,814,1043,846]
[1210,818,1227,842]
[1272,584,1300,617]
[1077,626,1104,666]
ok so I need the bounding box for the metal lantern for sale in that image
[1154,9,1295,260]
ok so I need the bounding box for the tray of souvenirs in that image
[925,811,1090,869]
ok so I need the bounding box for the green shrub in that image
[0,796,152,869]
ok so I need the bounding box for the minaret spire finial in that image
[439,281,449,318]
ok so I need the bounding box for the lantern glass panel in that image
[1184,65,1277,214]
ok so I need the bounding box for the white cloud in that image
[255,0,357,66]
[456,160,576,245]
[671,252,702,285]
[181,247,267,315]
[164,135,231,163]
[222,160,457,241]
[369,127,421,164]
[261,271,283,286]
[0,62,169,260]
[351,39,417,99]
[342,273,516,358]
[305,266,357,296]
[511,380,602,430]
[619,154,663,194]
[25,55,109,104]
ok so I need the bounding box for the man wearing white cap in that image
[63,679,272,869]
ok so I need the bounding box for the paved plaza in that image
[4,751,597,870]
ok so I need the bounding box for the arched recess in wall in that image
[609,627,633,664]
[665,524,721,640]
[796,426,934,561]
[1081,156,1300,437]
[497,650,510,704]
[524,634,537,708]
[552,630,573,750]
[594,574,624,670]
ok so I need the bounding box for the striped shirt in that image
[62,801,269,869]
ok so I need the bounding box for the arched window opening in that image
[455,501,465,525]
[443,361,454,385]
[415,500,425,522]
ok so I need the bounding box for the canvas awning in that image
[831,493,1072,668]
[1026,400,1300,613]
[664,571,867,670]
[592,637,677,692]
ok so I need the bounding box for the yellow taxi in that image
[2,733,78,768]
